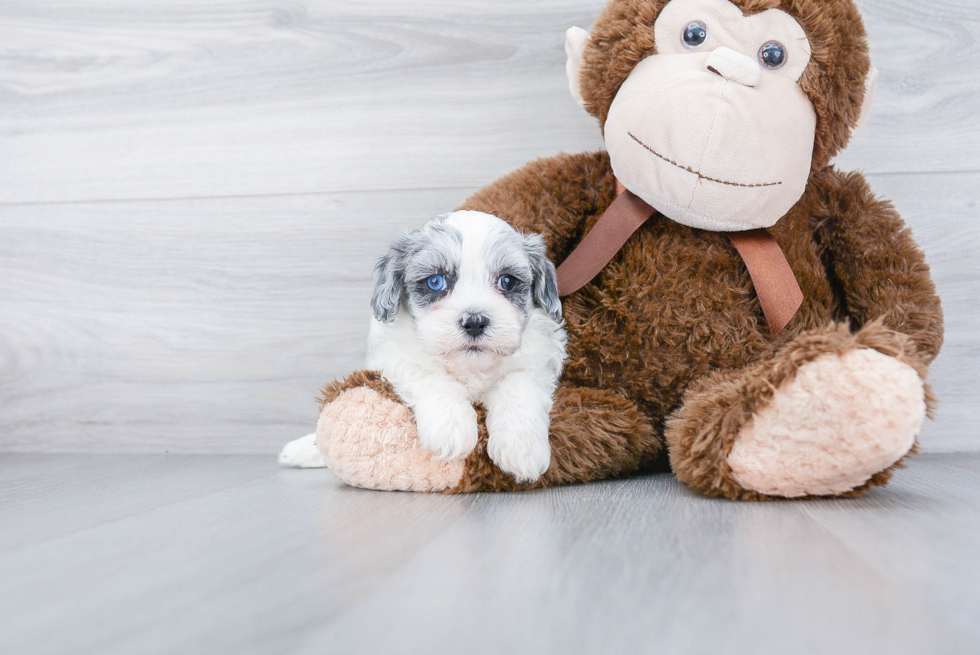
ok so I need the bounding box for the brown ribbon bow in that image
[554,180,803,334]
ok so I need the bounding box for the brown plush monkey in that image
[314,0,944,500]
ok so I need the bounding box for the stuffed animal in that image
[312,0,943,499]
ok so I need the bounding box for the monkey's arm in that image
[811,168,944,363]
[458,151,615,263]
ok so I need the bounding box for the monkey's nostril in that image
[461,314,489,338]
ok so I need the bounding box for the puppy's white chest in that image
[443,358,513,402]
[363,209,566,484]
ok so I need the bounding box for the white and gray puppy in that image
[278,210,567,482]
[367,210,566,481]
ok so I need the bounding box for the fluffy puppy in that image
[368,210,566,481]
[279,211,566,483]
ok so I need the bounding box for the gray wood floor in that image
[1,0,978,455]
[1,453,978,654]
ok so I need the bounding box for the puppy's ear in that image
[371,234,411,323]
[523,232,562,322]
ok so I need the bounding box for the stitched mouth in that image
[628,132,782,188]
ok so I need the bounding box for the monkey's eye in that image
[426,275,447,292]
[682,21,707,49]
[759,41,787,69]
[497,275,517,292]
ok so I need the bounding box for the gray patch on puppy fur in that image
[523,232,563,322]
[372,212,561,326]
[486,229,534,313]
[371,234,411,323]
[371,216,463,322]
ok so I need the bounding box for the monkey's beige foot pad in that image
[727,349,925,497]
[316,386,464,492]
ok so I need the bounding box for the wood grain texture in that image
[1,173,977,454]
[0,0,604,204]
[832,0,980,175]
[0,0,977,204]
[0,188,472,453]
[0,453,977,654]
[0,0,977,454]
[864,172,980,452]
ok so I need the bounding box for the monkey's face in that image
[570,0,846,232]
[606,0,815,231]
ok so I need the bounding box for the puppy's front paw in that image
[487,409,551,483]
[413,399,479,461]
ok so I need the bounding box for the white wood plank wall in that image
[0,0,977,453]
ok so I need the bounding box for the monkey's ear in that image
[565,26,590,111]
[852,66,878,138]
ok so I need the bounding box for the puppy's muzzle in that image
[461,313,490,338]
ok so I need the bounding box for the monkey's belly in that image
[560,218,829,417]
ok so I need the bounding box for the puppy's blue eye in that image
[426,275,447,292]
[497,275,516,292]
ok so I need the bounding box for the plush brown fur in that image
[317,369,401,410]
[451,151,942,498]
[451,384,659,493]
[319,0,943,500]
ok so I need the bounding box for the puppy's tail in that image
[277,433,327,468]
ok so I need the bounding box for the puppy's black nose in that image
[461,314,489,338]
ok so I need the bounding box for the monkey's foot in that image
[727,348,924,497]
[667,322,930,500]
[317,370,661,494]
[316,379,464,492]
